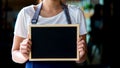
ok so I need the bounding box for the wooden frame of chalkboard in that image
[29,24,80,61]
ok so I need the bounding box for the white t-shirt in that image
[14,3,87,38]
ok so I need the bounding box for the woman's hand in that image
[76,36,87,63]
[20,39,32,61]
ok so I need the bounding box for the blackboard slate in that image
[29,24,79,61]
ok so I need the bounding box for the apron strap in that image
[31,3,43,24]
[61,3,72,24]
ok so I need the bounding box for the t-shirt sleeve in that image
[14,8,28,38]
[76,8,87,35]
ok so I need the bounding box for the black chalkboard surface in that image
[29,24,80,61]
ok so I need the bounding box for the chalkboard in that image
[29,24,80,61]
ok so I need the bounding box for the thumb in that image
[27,34,31,40]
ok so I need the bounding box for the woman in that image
[11,0,87,68]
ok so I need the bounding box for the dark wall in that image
[0,0,33,68]
[102,0,119,67]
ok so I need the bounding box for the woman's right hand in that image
[20,39,32,61]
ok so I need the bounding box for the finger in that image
[77,40,84,46]
[20,46,30,55]
[78,48,85,57]
[22,39,28,44]
[20,43,31,51]
[78,44,84,49]
[78,45,87,53]
[27,34,31,40]
[23,39,31,44]
[21,39,32,48]
[78,47,84,52]
[21,49,28,54]
[27,39,32,45]
[20,44,27,49]
[20,48,29,56]
[27,45,31,53]
[77,36,82,42]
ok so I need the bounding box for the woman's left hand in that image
[76,36,87,63]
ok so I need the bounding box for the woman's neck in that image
[39,0,63,17]
[42,0,61,11]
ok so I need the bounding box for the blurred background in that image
[0,0,119,68]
